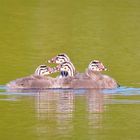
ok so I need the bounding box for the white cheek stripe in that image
[35,67,49,76]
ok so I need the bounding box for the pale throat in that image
[86,68,101,80]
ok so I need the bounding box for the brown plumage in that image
[6,60,119,89]
[6,65,59,89]
[56,60,119,89]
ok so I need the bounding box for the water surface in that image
[0,86,140,140]
[0,0,140,139]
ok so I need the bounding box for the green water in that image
[1,89,140,140]
[0,0,140,139]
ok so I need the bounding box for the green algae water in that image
[0,0,140,139]
[1,88,140,140]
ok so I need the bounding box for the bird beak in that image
[48,60,52,63]
[103,67,107,71]
[55,65,61,71]
[48,59,54,63]
[47,67,54,74]
[48,57,56,63]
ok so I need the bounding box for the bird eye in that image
[56,57,59,60]
[92,64,97,67]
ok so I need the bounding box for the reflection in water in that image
[87,90,105,113]
[35,90,75,137]
[34,89,110,136]
[86,90,110,129]
[36,91,58,120]
[2,87,140,139]
[56,91,74,135]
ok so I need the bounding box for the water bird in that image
[85,60,119,88]
[6,65,58,89]
[56,60,118,89]
[6,58,118,89]
[48,53,76,77]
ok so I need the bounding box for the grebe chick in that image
[85,60,119,88]
[6,65,57,89]
[56,60,118,89]
[48,53,76,78]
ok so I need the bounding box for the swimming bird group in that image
[6,53,119,89]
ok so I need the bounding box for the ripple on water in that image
[0,85,140,96]
[103,86,140,95]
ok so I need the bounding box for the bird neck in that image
[86,69,102,79]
